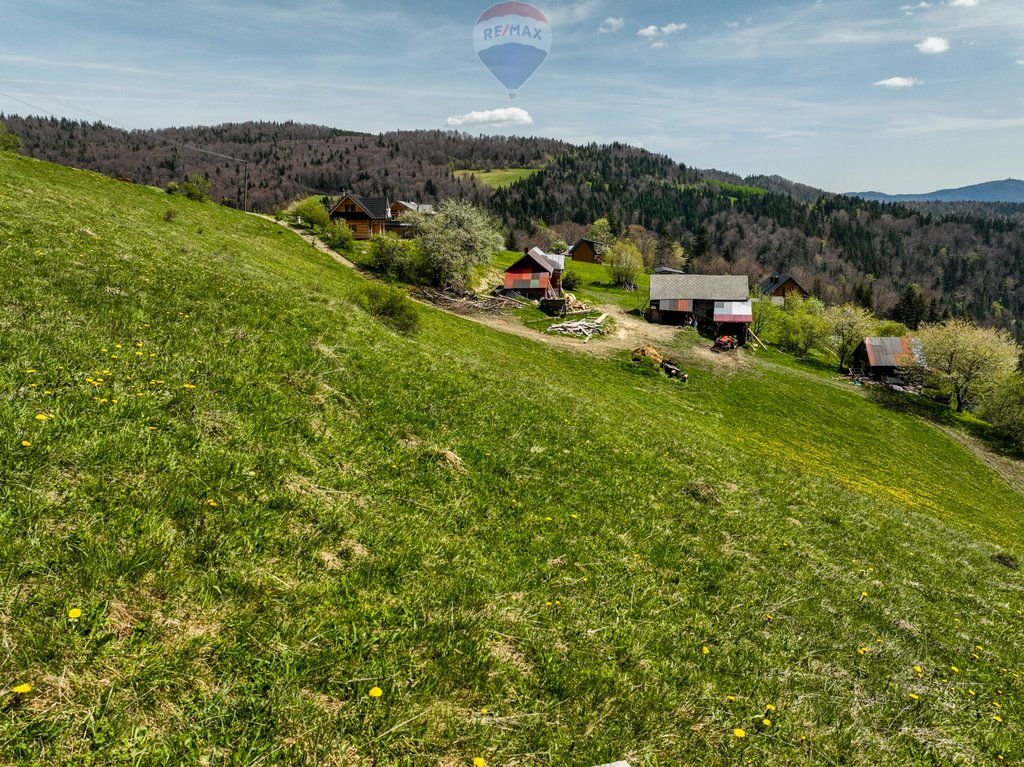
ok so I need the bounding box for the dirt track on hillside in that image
[259,216,728,360]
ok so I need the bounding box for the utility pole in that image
[242,160,250,213]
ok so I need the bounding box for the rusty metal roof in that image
[863,336,925,368]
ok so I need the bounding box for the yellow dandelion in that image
[857,647,868,655]
[481,707,489,715]
[766,614,773,621]
[368,687,383,698]
[733,728,746,738]
[34,413,48,421]
[67,608,82,620]
[702,646,710,655]
[993,715,1003,723]
[21,440,31,447]
[726,695,736,702]
[913,665,923,673]
[765,704,776,712]
[909,693,920,700]
[969,690,976,696]
[473,759,486,767]
[992,701,1001,708]
[762,718,772,727]
[208,499,218,507]
[951,666,959,673]
[12,683,31,694]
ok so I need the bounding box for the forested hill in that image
[5,115,1024,335]
[490,145,1024,333]
[2,116,567,212]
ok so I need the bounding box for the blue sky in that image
[1,0,1022,193]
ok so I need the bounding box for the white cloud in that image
[874,76,922,88]
[916,36,951,53]
[598,17,624,33]
[637,22,688,40]
[650,41,668,49]
[900,2,932,14]
[725,20,740,28]
[946,0,983,6]
[1018,59,1024,64]
[444,108,534,128]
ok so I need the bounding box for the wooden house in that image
[328,194,434,240]
[760,273,808,305]
[503,247,565,299]
[648,274,752,342]
[852,336,925,379]
[568,238,606,264]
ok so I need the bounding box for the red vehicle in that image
[713,335,738,352]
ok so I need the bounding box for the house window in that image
[343,203,356,213]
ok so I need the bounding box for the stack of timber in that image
[546,315,608,341]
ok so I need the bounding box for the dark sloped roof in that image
[863,336,925,368]
[760,273,804,294]
[569,238,606,253]
[650,274,749,302]
[331,193,390,220]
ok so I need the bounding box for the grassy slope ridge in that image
[1,154,1022,766]
[453,169,541,190]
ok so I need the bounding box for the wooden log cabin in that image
[328,193,434,240]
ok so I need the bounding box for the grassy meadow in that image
[453,169,541,190]
[1,152,1022,766]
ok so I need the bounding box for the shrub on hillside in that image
[358,283,420,335]
[321,220,355,254]
[368,234,423,283]
[0,120,20,153]
[182,173,211,202]
[288,197,331,230]
[561,270,582,291]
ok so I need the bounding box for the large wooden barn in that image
[852,336,925,378]
[503,247,565,299]
[648,274,753,342]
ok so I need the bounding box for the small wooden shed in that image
[852,336,925,378]
[568,238,606,264]
[504,247,565,299]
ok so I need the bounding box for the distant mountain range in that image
[847,179,1024,203]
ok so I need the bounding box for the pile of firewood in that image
[547,316,608,341]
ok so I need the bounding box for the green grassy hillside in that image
[454,168,541,190]
[1,153,1022,766]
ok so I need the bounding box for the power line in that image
[0,81,253,209]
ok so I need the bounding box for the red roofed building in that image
[503,247,565,299]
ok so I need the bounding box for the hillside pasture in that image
[0,153,1022,766]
